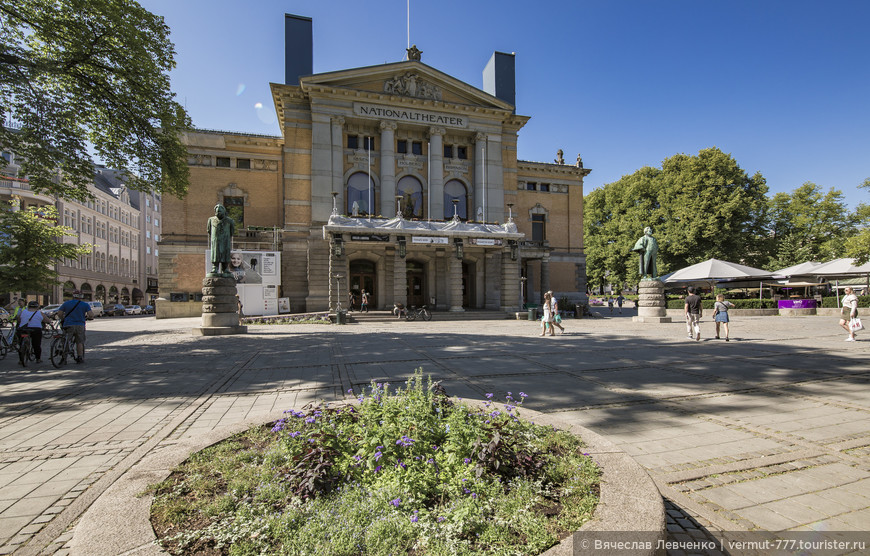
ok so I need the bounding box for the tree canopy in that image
[0,203,91,294]
[0,0,190,201]
[765,182,855,269]
[584,147,769,289]
[845,178,870,265]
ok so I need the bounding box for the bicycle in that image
[405,305,432,321]
[17,327,35,367]
[49,321,77,368]
[0,323,15,359]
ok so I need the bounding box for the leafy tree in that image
[584,148,769,289]
[0,202,91,294]
[765,182,856,269]
[0,0,190,201]
[845,178,870,265]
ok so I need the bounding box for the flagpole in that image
[427,140,431,222]
[367,141,372,222]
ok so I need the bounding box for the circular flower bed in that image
[148,372,600,555]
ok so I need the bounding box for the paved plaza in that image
[0,310,869,554]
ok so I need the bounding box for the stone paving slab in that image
[0,313,869,554]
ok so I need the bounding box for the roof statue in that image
[555,149,565,165]
[407,45,422,61]
[576,154,583,168]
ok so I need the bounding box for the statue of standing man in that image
[631,226,658,279]
[207,204,236,276]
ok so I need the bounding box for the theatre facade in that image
[157,15,589,317]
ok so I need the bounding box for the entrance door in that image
[349,260,376,309]
[462,262,474,308]
[406,261,426,308]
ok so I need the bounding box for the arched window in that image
[397,176,423,219]
[443,180,467,220]
[347,172,375,216]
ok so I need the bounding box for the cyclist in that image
[14,300,45,364]
[10,298,26,322]
[55,291,94,364]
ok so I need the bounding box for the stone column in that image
[632,279,672,323]
[393,249,407,308]
[193,276,247,335]
[540,255,551,299]
[331,117,345,206]
[379,121,397,216]
[501,250,520,313]
[427,126,445,220]
[448,255,464,312]
[473,132,486,220]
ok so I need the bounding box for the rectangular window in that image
[532,214,546,242]
[347,135,359,149]
[216,157,231,168]
[539,183,550,192]
[526,182,536,191]
[224,196,244,230]
[237,158,251,169]
[154,218,159,226]
[146,215,151,223]
[443,145,453,158]
[146,230,151,239]
[411,141,423,155]
[146,198,151,207]
[363,136,375,151]
[396,140,407,154]
[457,146,467,159]
[154,234,159,241]
[146,246,151,255]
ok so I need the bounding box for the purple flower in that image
[390,498,401,507]
[426,458,435,464]
[397,436,414,447]
[347,388,353,394]
[288,431,301,438]
[374,451,383,461]
[375,465,382,472]
[410,514,418,523]
[437,516,445,522]
[463,458,471,464]
[305,416,316,424]
[485,393,494,399]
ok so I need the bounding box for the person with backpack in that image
[14,300,45,364]
[56,291,94,364]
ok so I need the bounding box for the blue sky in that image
[140,0,869,206]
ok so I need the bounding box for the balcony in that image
[0,176,54,204]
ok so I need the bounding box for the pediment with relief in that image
[299,61,513,111]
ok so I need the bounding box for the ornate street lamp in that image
[454,238,464,260]
[397,236,407,258]
[331,235,343,257]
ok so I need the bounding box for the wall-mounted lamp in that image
[331,191,339,216]
[332,235,344,257]
[507,203,514,223]
[397,236,407,258]
[509,240,518,261]
[454,238,464,260]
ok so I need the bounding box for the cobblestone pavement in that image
[0,312,868,554]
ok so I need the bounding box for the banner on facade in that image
[412,236,449,245]
[469,238,503,246]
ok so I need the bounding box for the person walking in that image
[550,291,565,333]
[360,290,369,313]
[685,287,703,341]
[347,291,355,312]
[607,296,614,314]
[56,291,94,364]
[839,286,860,341]
[713,294,735,341]
[14,300,45,364]
[540,292,556,336]
[616,293,625,314]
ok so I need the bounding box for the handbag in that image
[850,317,864,332]
[555,314,562,324]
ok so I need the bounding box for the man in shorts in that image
[684,287,703,341]
[56,290,94,363]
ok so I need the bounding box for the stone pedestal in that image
[632,279,672,323]
[192,276,247,335]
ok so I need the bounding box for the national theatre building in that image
[157,14,589,317]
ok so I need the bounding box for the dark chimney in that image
[483,51,516,113]
[285,14,313,85]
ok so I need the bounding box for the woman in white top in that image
[15,300,45,363]
[839,286,860,341]
[540,292,555,337]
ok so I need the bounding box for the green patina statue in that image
[207,204,236,277]
[632,226,658,279]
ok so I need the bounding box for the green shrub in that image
[820,295,870,308]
